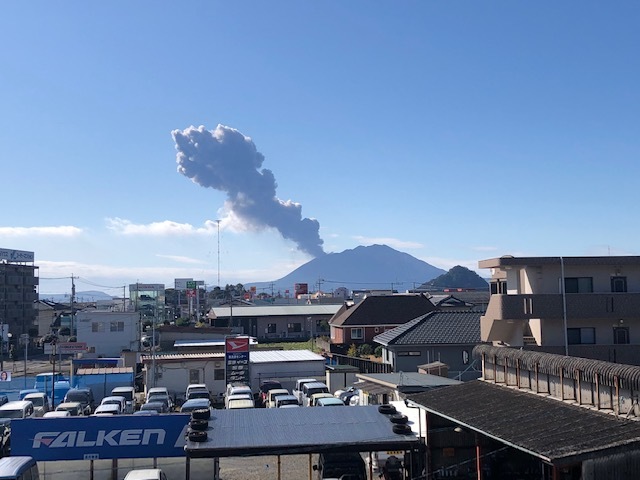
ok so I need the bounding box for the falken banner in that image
[225,335,250,385]
[11,414,190,461]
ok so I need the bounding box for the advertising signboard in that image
[11,414,190,461]
[294,283,308,296]
[58,342,88,354]
[0,248,34,263]
[225,336,250,385]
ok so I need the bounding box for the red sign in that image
[225,336,249,353]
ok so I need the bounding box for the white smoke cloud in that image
[172,124,325,258]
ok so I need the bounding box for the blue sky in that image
[1,2,639,296]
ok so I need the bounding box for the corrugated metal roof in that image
[250,350,325,363]
[356,372,462,388]
[140,350,323,364]
[408,380,640,464]
[210,305,341,318]
[76,367,134,375]
[186,405,420,457]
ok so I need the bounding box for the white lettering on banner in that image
[33,429,167,448]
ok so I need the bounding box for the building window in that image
[564,277,593,293]
[351,328,363,340]
[287,323,302,333]
[397,351,422,356]
[110,322,124,332]
[189,369,200,384]
[214,368,224,380]
[567,327,595,345]
[611,277,628,293]
[614,327,630,345]
[91,322,104,333]
[490,280,507,294]
[267,323,277,334]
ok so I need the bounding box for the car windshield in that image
[113,390,134,401]
[26,397,45,407]
[66,392,89,403]
[0,410,25,419]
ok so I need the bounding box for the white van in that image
[0,456,39,480]
[301,382,329,407]
[0,401,35,420]
[111,387,136,413]
[293,378,317,405]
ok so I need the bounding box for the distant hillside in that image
[248,244,447,294]
[420,265,489,290]
[39,290,117,303]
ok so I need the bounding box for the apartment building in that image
[0,249,38,342]
[479,255,640,363]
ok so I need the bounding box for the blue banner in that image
[11,414,190,461]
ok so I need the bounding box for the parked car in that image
[226,399,255,409]
[302,382,330,407]
[100,396,127,414]
[146,387,173,411]
[43,410,71,418]
[316,397,346,407]
[63,388,95,415]
[22,393,51,417]
[293,378,317,405]
[274,395,300,408]
[139,402,168,414]
[309,393,335,407]
[55,402,85,416]
[0,456,39,480]
[111,386,137,413]
[0,401,35,454]
[0,396,7,407]
[266,389,290,408]
[185,384,210,401]
[180,398,212,414]
[258,380,282,407]
[313,452,366,480]
[93,404,121,416]
[124,468,167,480]
[225,384,253,407]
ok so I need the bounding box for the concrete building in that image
[76,311,140,357]
[373,310,484,381]
[0,248,38,345]
[479,255,640,364]
[207,304,341,340]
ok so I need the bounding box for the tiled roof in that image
[373,310,482,346]
[408,380,640,463]
[329,294,435,327]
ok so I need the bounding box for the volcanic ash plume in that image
[172,124,325,258]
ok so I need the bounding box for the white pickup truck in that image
[292,378,317,405]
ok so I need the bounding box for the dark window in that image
[490,280,507,294]
[287,323,301,333]
[397,351,421,356]
[189,369,200,384]
[267,323,277,334]
[567,327,595,345]
[564,277,593,293]
[214,368,224,380]
[614,327,629,344]
[611,277,627,293]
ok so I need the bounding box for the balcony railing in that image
[483,293,640,321]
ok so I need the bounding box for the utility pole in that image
[71,275,76,337]
[216,220,221,287]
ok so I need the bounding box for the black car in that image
[313,452,367,480]
[258,380,282,407]
[63,388,95,415]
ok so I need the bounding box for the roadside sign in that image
[225,336,250,385]
[11,414,190,460]
[59,342,87,354]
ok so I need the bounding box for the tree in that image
[347,344,358,357]
[358,344,372,357]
